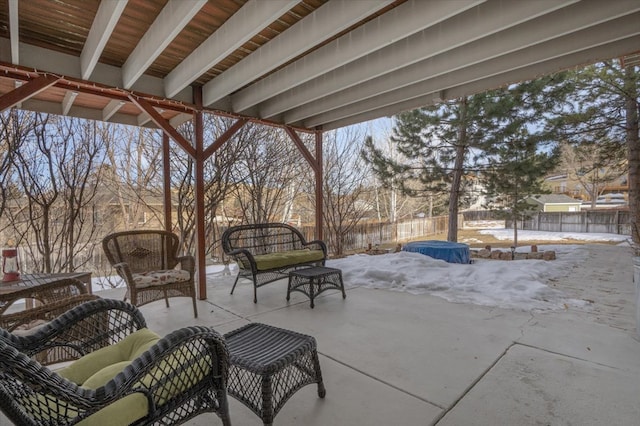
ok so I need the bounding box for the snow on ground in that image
[326,226,631,312]
[93,223,631,312]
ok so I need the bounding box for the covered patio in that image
[1,2,640,425]
[1,0,639,299]
[36,243,636,425]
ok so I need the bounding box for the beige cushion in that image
[132,269,190,288]
[12,319,49,336]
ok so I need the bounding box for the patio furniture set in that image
[0,224,343,425]
[222,222,346,307]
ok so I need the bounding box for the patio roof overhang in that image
[1,0,639,300]
[1,0,639,132]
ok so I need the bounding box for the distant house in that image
[525,194,582,212]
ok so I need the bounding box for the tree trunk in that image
[625,65,640,251]
[448,97,468,242]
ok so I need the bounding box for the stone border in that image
[471,245,556,261]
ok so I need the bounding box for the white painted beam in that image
[62,90,78,115]
[8,0,18,64]
[308,32,640,130]
[164,0,297,98]
[321,36,640,130]
[169,113,193,128]
[202,0,394,107]
[81,0,128,80]
[102,99,126,121]
[231,0,484,113]
[262,0,582,119]
[123,0,206,89]
[286,5,640,125]
[137,112,152,126]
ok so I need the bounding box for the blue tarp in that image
[402,240,471,264]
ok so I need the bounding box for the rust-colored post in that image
[162,132,172,233]
[315,130,323,241]
[193,86,207,300]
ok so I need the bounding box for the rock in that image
[499,251,512,260]
[514,252,528,260]
[477,248,491,258]
[543,250,556,261]
[531,244,538,252]
[490,250,502,259]
[529,252,544,260]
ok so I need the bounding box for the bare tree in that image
[103,125,164,231]
[558,141,627,207]
[6,113,105,273]
[230,125,304,225]
[0,109,31,230]
[172,114,248,258]
[315,128,373,256]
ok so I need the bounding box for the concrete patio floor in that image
[3,244,639,425]
[134,243,640,426]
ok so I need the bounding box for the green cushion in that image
[58,328,161,386]
[251,249,324,270]
[76,393,148,426]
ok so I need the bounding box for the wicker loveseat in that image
[222,223,327,303]
[0,299,231,426]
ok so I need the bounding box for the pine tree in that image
[551,61,639,248]
[363,94,499,242]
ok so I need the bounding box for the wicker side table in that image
[287,266,346,308]
[224,323,326,426]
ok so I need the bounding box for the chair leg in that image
[192,294,198,318]
[261,374,274,426]
[164,294,170,308]
[218,391,232,426]
[230,273,241,294]
[312,350,326,398]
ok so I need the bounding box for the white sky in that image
[325,227,629,312]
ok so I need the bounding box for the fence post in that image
[585,211,588,233]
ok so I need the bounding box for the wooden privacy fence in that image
[299,214,459,255]
[507,210,630,235]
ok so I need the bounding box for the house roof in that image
[1,0,639,131]
[527,194,583,205]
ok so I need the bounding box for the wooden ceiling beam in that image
[284,126,319,174]
[81,0,128,80]
[129,94,196,158]
[0,74,60,112]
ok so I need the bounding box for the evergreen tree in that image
[482,131,559,246]
[478,76,566,246]
[363,94,497,242]
[550,61,639,248]
[364,76,563,242]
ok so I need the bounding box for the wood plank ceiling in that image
[0,0,639,132]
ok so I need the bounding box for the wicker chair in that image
[102,230,198,317]
[0,293,100,365]
[0,297,145,366]
[0,299,231,426]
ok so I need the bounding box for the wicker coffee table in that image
[224,323,325,426]
[287,266,346,308]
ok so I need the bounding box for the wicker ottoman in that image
[224,323,326,426]
[287,266,346,308]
